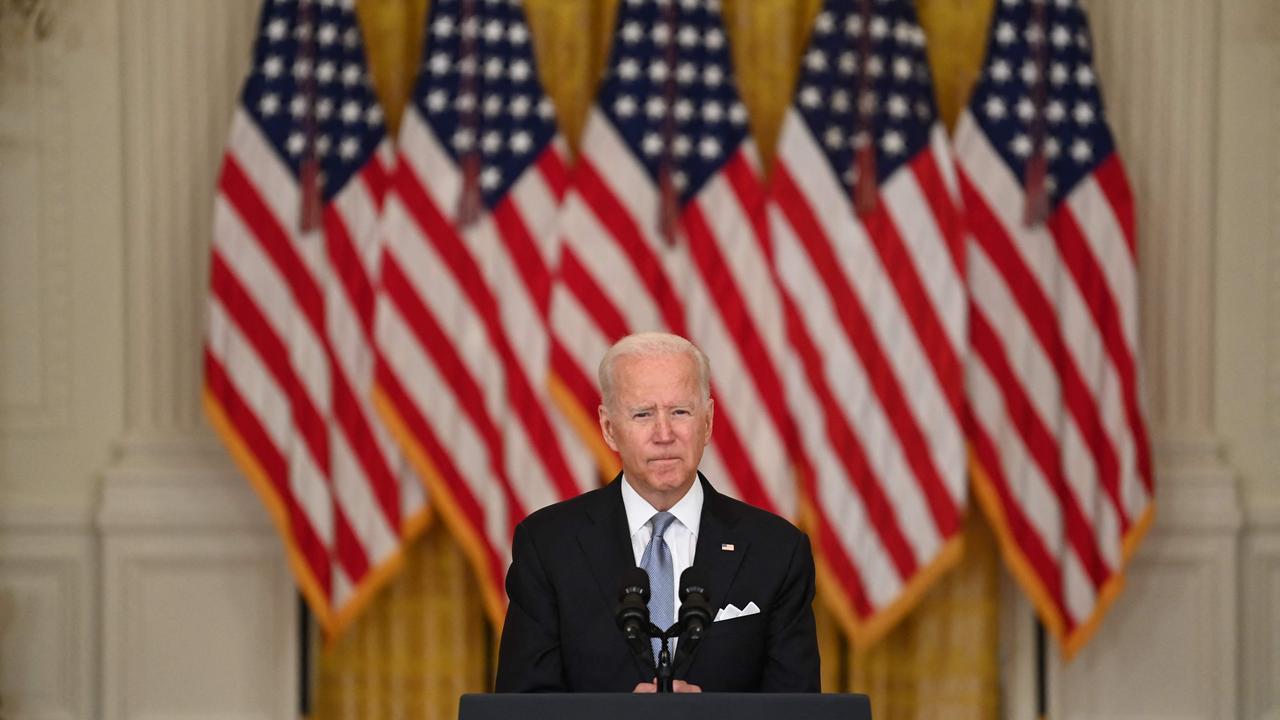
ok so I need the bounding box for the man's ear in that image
[598,404,620,452]
[702,397,714,446]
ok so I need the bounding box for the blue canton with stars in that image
[241,0,387,201]
[969,0,1116,208]
[793,0,939,191]
[598,0,751,206]
[416,0,559,208]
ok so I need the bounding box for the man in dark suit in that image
[495,333,820,692]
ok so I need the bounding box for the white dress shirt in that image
[620,474,703,629]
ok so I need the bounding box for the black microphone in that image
[673,566,712,671]
[615,567,652,661]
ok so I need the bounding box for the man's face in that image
[598,352,714,508]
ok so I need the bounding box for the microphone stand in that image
[648,622,681,693]
[621,567,711,694]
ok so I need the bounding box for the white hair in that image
[598,332,711,408]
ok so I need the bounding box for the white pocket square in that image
[713,601,760,622]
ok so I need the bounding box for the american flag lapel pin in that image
[721,543,735,552]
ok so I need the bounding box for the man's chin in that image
[647,467,695,491]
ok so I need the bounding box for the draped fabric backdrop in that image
[317,1,999,718]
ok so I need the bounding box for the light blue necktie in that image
[640,511,677,664]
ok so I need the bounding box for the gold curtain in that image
[318,1,1001,718]
[356,0,993,148]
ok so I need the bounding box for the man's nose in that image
[652,414,675,442]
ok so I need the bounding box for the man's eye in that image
[633,412,650,419]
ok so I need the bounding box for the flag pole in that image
[299,592,313,718]
[1036,614,1048,720]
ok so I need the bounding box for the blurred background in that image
[0,0,1277,718]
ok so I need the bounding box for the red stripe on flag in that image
[965,399,1068,616]
[379,256,518,505]
[537,147,571,202]
[961,175,1118,587]
[775,164,960,540]
[215,189,389,579]
[205,350,332,593]
[681,202,796,457]
[558,250,631,342]
[379,255,528,533]
[792,370,896,625]
[1047,207,1134,530]
[362,154,390,205]
[576,160,687,336]
[705,383,773,511]
[1092,155,1136,258]
[209,252,331,475]
[799,459,875,618]
[778,277,920,581]
[862,182,966,424]
[1053,197,1151,494]
[324,206,377,339]
[374,356,508,591]
[334,500,372,583]
[970,308,1111,589]
[329,364,402,533]
[220,155,326,338]
[908,150,967,280]
[492,196,552,315]
[549,338,604,419]
[723,152,771,260]
[394,166,582,502]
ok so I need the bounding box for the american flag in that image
[547,0,797,516]
[371,0,597,623]
[204,0,426,635]
[954,0,1154,656]
[767,0,968,645]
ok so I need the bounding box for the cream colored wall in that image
[1214,3,1280,719]
[0,0,1277,718]
[1215,0,1280,515]
[1,1,124,717]
[2,1,296,718]
[0,0,125,502]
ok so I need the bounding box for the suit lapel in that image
[576,474,653,681]
[681,475,748,671]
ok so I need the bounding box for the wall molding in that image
[1244,517,1280,720]
[101,532,296,720]
[99,433,272,532]
[0,509,96,720]
[0,0,76,431]
[1151,433,1243,532]
[0,493,96,533]
[1051,528,1238,720]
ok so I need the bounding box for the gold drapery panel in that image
[315,520,492,719]
[357,0,994,141]
[841,513,1001,720]
[319,1,1001,718]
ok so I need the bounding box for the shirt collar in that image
[620,473,704,538]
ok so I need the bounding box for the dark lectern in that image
[459,693,872,720]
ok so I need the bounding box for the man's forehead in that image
[621,397,695,409]
[615,357,698,387]
[613,360,700,401]
[614,350,696,374]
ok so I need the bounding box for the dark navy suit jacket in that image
[494,474,820,692]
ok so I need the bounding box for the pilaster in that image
[98,3,297,719]
[1045,1,1242,718]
